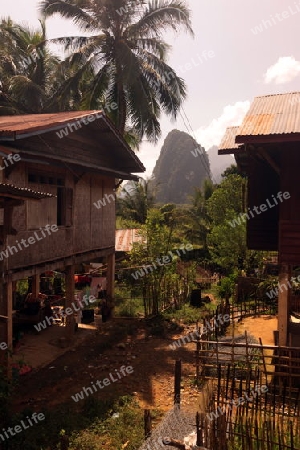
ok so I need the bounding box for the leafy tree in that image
[206,173,246,271]
[123,208,195,315]
[40,0,194,142]
[117,178,154,224]
[207,174,245,226]
[221,164,242,178]
[182,179,215,248]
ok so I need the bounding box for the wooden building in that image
[0,111,145,359]
[218,92,300,346]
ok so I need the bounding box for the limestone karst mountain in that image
[151,129,210,204]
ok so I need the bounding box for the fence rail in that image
[194,336,300,449]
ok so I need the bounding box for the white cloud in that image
[264,56,300,85]
[194,100,250,151]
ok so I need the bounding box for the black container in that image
[190,289,202,307]
[82,309,94,324]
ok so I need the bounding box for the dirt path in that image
[13,319,199,414]
[12,314,278,416]
[235,315,277,346]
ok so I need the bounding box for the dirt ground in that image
[233,315,277,346]
[11,314,278,415]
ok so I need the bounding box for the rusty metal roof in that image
[115,229,145,252]
[0,111,104,135]
[0,183,55,200]
[218,126,241,154]
[0,111,145,174]
[236,92,300,143]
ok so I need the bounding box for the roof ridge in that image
[255,91,300,99]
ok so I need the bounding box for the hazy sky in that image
[2,0,300,176]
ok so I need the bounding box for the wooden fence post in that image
[196,412,203,446]
[60,435,69,450]
[174,360,181,407]
[196,323,200,384]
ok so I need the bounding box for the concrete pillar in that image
[65,264,75,341]
[278,264,291,346]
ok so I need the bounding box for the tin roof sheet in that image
[218,126,241,154]
[115,229,145,252]
[0,183,55,200]
[236,92,300,142]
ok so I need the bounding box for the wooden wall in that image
[3,161,115,271]
[245,142,300,263]
[246,153,279,250]
[279,145,300,264]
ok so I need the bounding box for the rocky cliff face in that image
[151,130,211,204]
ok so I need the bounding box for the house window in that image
[27,172,73,229]
[57,187,73,227]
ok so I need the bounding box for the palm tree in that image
[117,178,154,224]
[183,179,215,248]
[0,18,87,114]
[40,0,194,142]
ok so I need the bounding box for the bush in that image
[217,273,237,301]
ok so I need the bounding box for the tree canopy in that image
[40,0,194,142]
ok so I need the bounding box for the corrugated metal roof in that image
[218,126,241,154]
[236,92,300,142]
[0,111,104,135]
[115,229,145,252]
[0,183,55,199]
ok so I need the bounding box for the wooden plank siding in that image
[279,146,300,264]
[3,162,115,270]
[279,221,300,264]
[246,152,279,250]
[11,128,136,173]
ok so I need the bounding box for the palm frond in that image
[39,0,99,31]
[129,0,194,38]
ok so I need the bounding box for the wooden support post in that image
[65,264,75,341]
[0,287,7,371]
[174,360,181,407]
[0,199,12,374]
[278,264,291,346]
[31,274,40,298]
[6,276,13,352]
[106,252,115,299]
[144,409,152,439]
[106,252,115,316]
[0,279,12,378]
